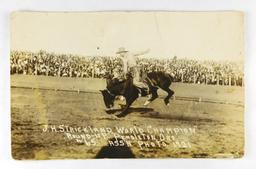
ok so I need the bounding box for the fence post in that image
[229,76,231,86]
[193,73,196,84]
[181,72,184,83]
[92,68,95,78]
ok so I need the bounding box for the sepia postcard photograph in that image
[10,11,244,159]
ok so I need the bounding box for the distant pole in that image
[181,72,184,83]
[92,68,95,78]
[217,75,219,86]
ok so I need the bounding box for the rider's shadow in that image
[105,107,154,117]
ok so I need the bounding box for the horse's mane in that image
[106,77,126,90]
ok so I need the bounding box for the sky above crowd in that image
[11,11,244,61]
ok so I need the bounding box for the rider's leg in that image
[120,72,133,95]
[133,66,147,88]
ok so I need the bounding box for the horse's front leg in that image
[116,95,138,118]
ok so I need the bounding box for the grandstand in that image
[10,50,244,86]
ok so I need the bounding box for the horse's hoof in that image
[106,111,112,114]
[144,100,151,106]
[105,107,112,111]
[116,113,126,118]
[164,101,170,106]
[105,108,115,114]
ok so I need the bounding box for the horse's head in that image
[104,73,114,87]
[100,89,115,109]
[104,72,114,80]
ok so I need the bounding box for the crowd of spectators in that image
[10,50,244,86]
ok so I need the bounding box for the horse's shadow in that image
[105,106,154,117]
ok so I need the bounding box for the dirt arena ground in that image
[11,75,244,159]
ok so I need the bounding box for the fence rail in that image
[11,85,244,107]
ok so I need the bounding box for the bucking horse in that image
[100,71,174,117]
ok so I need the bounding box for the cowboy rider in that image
[115,47,150,88]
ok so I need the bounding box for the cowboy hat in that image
[116,47,128,54]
